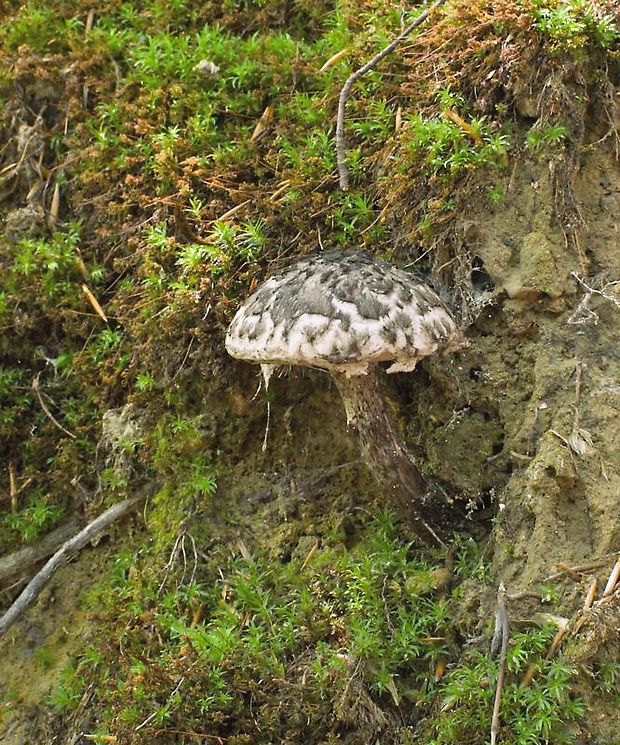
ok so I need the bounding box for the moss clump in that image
[54,513,587,744]
[62,513,451,742]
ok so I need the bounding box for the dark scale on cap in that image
[333,309,352,332]
[324,335,362,364]
[392,310,413,328]
[380,325,398,345]
[245,314,268,341]
[394,283,413,304]
[356,290,388,320]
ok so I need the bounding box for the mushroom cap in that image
[225,249,465,376]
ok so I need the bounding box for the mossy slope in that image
[1,1,619,743]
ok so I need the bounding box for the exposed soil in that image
[457,141,620,587]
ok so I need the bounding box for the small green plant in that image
[350,98,396,140]
[140,413,219,545]
[48,660,87,711]
[236,218,267,261]
[330,191,386,244]
[0,3,72,51]
[595,661,620,701]
[0,366,30,430]
[88,328,123,363]
[540,582,563,603]
[135,372,156,393]
[452,534,490,583]
[279,127,339,178]
[175,242,222,276]
[424,627,585,744]
[435,85,466,112]
[9,225,83,300]
[2,493,65,543]
[488,185,504,204]
[531,0,618,51]
[402,111,509,179]
[184,196,207,221]
[35,645,55,669]
[98,467,129,496]
[526,123,568,150]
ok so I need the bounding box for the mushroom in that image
[225,249,467,545]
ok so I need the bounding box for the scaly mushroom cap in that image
[225,249,465,377]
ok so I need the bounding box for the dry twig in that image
[0,494,144,636]
[32,373,76,439]
[602,558,620,597]
[490,583,509,745]
[0,518,80,585]
[157,529,198,595]
[568,272,620,325]
[336,0,446,190]
[544,553,620,582]
[583,577,597,609]
[82,283,108,323]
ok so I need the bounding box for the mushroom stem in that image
[331,368,456,547]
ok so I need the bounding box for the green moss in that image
[531,0,618,53]
[60,513,455,740]
[419,629,585,744]
[55,513,589,744]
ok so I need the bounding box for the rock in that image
[504,231,570,300]
[3,205,46,243]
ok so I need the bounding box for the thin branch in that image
[543,553,620,582]
[32,373,76,439]
[567,271,620,325]
[0,494,144,636]
[0,518,80,583]
[336,0,446,190]
[602,558,620,597]
[490,583,509,745]
[157,530,198,595]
